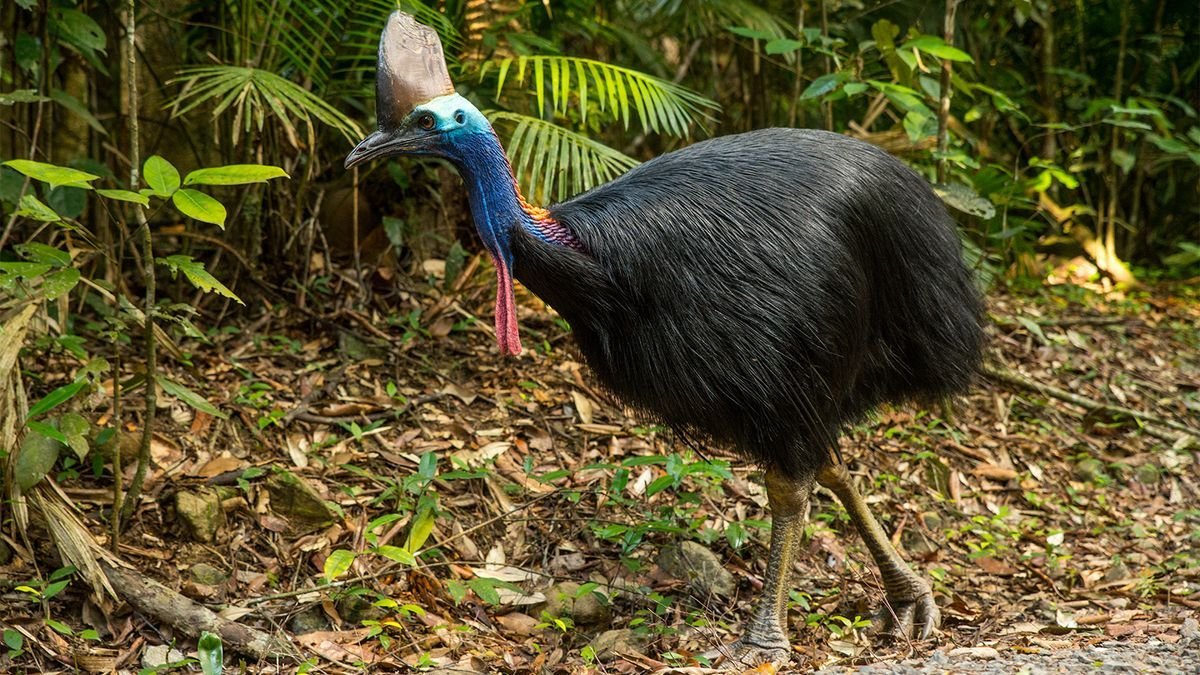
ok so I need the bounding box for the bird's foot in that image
[871,589,940,641]
[700,637,792,672]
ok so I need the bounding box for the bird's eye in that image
[454,111,466,124]
[418,113,435,131]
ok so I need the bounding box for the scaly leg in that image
[707,467,815,670]
[817,463,940,639]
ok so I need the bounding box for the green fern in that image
[484,56,718,137]
[168,66,362,147]
[489,111,640,204]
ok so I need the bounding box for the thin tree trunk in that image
[936,0,958,184]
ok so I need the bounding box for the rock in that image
[656,540,736,598]
[538,582,612,626]
[1073,457,1105,482]
[948,646,1000,659]
[589,628,648,661]
[188,562,227,586]
[141,644,185,670]
[289,605,330,634]
[266,470,338,534]
[1181,617,1199,641]
[175,488,225,543]
[1134,463,1160,485]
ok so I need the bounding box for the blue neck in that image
[443,131,540,261]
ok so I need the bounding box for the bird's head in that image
[345,12,523,355]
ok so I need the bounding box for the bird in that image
[346,12,984,669]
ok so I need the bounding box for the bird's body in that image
[516,128,981,477]
[347,13,984,667]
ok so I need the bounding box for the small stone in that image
[336,594,387,624]
[188,562,227,586]
[1181,617,1199,640]
[1073,457,1105,483]
[656,540,736,598]
[589,628,648,661]
[1134,463,1160,485]
[289,605,330,634]
[266,470,338,534]
[141,645,185,670]
[948,646,1000,659]
[175,488,225,543]
[539,582,612,626]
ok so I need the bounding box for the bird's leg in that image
[817,463,940,640]
[708,467,814,669]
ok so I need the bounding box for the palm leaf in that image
[168,66,363,147]
[488,111,640,204]
[484,56,719,137]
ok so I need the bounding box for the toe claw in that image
[702,639,792,671]
[874,591,940,641]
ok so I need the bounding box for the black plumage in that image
[514,128,983,478]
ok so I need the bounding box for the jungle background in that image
[0,0,1197,672]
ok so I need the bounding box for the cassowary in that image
[346,12,983,668]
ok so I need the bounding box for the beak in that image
[344,128,433,169]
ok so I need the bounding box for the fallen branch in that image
[983,365,1198,442]
[102,560,293,661]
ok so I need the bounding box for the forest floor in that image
[2,267,1199,674]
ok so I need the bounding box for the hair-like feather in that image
[513,128,983,477]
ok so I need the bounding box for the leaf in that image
[935,183,997,219]
[765,39,805,55]
[902,36,974,63]
[27,379,85,419]
[800,72,847,100]
[59,412,90,461]
[323,549,356,582]
[42,268,81,299]
[2,159,98,190]
[375,545,417,567]
[0,89,49,105]
[172,189,227,226]
[2,628,22,651]
[1102,118,1152,131]
[197,632,224,675]
[157,376,229,420]
[1110,148,1136,173]
[1016,316,1049,345]
[49,8,106,54]
[18,242,70,267]
[96,188,149,206]
[404,507,436,553]
[142,155,180,195]
[13,194,60,222]
[16,429,62,490]
[468,577,501,605]
[157,255,242,304]
[184,164,289,186]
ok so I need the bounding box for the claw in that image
[873,590,940,640]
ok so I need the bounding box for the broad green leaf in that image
[446,579,468,605]
[59,412,90,461]
[467,577,501,605]
[157,255,242,304]
[2,628,22,651]
[765,39,805,55]
[26,420,67,445]
[1110,148,1136,174]
[902,36,974,63]
[184,164,289,186]
[0,262,52,280]
[96,188,149,206]
[375,545,417,567]
[171,189,226,226]
[903,110,931,142]
[16,430,62,490]
[44,618,73,636]
[0,89,49,105]
[404,508,436,553]
[18,242,70,267]
[49,8,106,54]
[197,632,223,675]
[935,183,997,219]
[142,155,180,195]
[3,159,98,190]
[157,376,229,419]
[42,268,81,299]
[323,549,356,582]
[27,379,85,419]
[1103,118,1152,131]
[800,72,847,100]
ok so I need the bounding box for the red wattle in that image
[493,259,522,355]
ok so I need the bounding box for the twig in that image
[983,365,1198,440]
[935,0,959,184]
[119,0,157,530]
[289,392,446,426]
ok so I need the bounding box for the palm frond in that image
[484,56,719,137]
[489,111,640,204]
[168,66,363,147]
